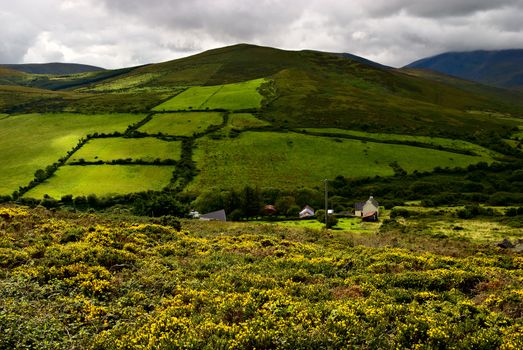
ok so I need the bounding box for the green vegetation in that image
[229,113,271,129]
[304,128,500,157]
[68,137,182,163]
[24,165,174,198]
[1,205,523,349]
[263,217,375,232]
[189,131,493,191]
[152,78,265,111]
[0,113,143,195]
[138,112,224,136]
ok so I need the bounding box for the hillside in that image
[0,62,105,75]
[0,44,522,203]
[405,49,523,90]
[1,205,522,349]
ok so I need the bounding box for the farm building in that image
[200,209,227,222]
[262,205,278,216]
[354,196,379,221]
[299,205,315,218]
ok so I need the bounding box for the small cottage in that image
[299,205,315,218]
[262,205,278,216]
[354,196,379,221]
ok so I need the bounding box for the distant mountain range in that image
[0,63,104,75]
[405,49,523,90]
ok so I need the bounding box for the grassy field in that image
[152,78,265,111]
[229,113,271,129]
[188,131,493,191]
[138,112,224,136]
[68,137,182,163]
[24,165,174,198]
[0,113,143,195]
[257,217,379,233]
[304,128,500,157]
[392,205,523,243]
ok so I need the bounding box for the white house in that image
[354,196,379,221]
[299,205,315,218]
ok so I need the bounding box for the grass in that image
[24,165,174,198]
[256,217,379,232]
[152,78,265,111]
[138,112,224,136]
[83,73,163,92]
[68,137,182,163]
[229,113,271,129]
[304,128,500,157]
[0,113,144,195]
[391,205,523,243]
[188,131,493,192]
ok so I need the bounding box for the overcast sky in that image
[1,0,523,69]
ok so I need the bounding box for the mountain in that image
[405,49,523,90]
[1,43,522,201]
[56,44,523,138]
[0,62,105,75]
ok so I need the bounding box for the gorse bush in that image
[0,205,522,349]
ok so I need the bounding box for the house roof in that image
[362,211,377,219]
[367,196,379,207]
[355,196,379,210]
[200,209,227,221]
[301,205,314,212]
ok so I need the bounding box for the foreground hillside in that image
[0,205,522,349]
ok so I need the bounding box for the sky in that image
[1,0,523,69]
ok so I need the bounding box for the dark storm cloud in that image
[1,0,523,68]
[364,0,522,18]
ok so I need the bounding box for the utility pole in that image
[324,179,328,227]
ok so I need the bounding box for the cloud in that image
[0,0,523,68]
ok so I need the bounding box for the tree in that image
[34,169,46,182]
[315,209,338,228]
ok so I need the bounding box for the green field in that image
[229,113,271,129]
[152,78,265,111]
[188,131,493,191]
[260,217,377,232]
[304,128,499,157]
[68,137,182,163]
[24,165,174,198]
[0,113,143,195]
[138,112,223,136]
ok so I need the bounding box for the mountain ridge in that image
[0,62,105,75]
[405,49,523,90]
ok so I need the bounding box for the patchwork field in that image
[304,128,500,157]
[152,78,265,111]
[68,137,182,163]
[24,165,174,198]
[229,113,271,129]
[188,131,493,191]
[0,113,143,195]
[138,112,224,136]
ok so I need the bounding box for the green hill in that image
[1,44,523,201]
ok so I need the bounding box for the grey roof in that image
[200,209,227,221]
[355,202,365,211]
[355,196,379,211]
